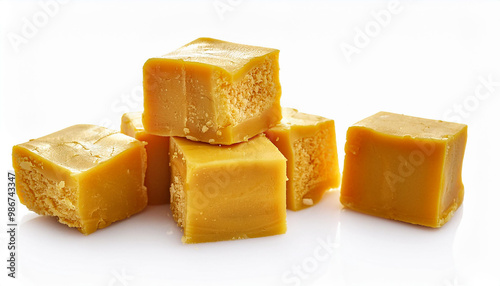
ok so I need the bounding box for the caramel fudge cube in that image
[143,37,282,145]
[169,135,287,243]
[121,112,170,205]
[340,112,467,227]
[12,124,148,234]
[265,108,340,211]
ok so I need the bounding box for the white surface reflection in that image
[338,204,463,286]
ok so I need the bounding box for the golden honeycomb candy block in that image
[121,112,170,205]
[169,135,287,243]
[265,108,340,211]
[12,124,148,235]
[143,37,282,145]
[340,112,467,228]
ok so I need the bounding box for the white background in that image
[1,1,500,285]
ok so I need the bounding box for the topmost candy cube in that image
[142,37,282,145]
